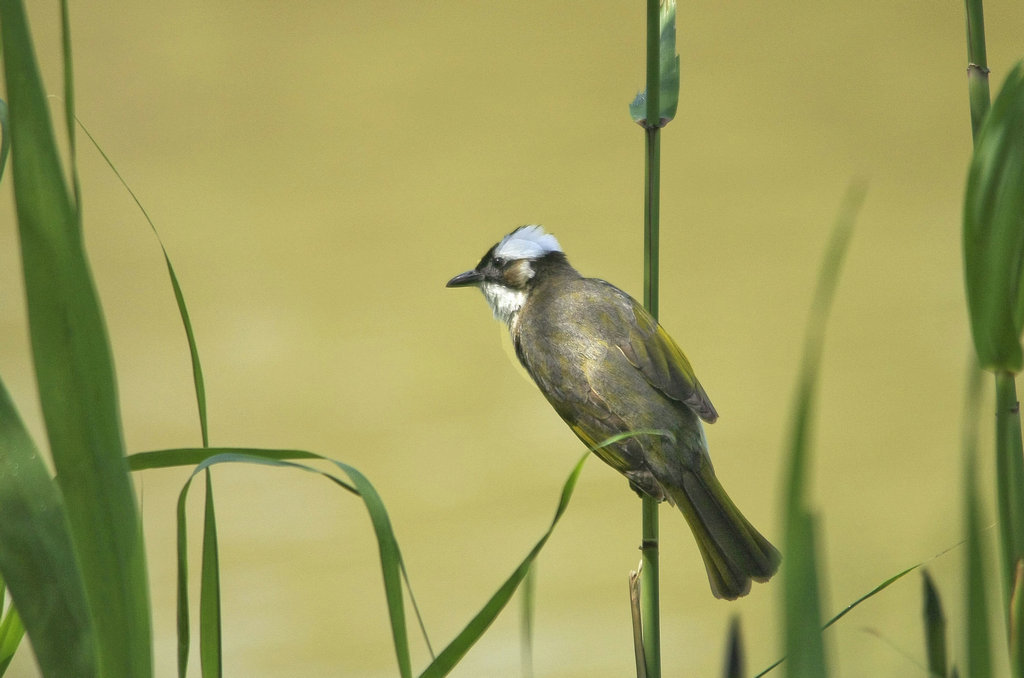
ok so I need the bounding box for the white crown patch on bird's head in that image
[494,225,562,261]
[446,225,566,328]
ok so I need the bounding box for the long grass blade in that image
[823,563,919,632]
[402,558,435,661]
[200,471,222,678]
[755,557,938,677]
[0,1,151,674]
[333,460,413,677]
[0,379,96,677]
[129,447,324,472]
[76,121,210,446]
[419,451,590,678]
[780,184,865,678]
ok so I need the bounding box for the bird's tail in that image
[665,465,781,600]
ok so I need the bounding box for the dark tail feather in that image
[666,466,781,600]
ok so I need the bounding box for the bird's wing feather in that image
[610,287,719,424]
[516,326,649,477]
[561,380,646,476]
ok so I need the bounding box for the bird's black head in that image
[446,225,569,325]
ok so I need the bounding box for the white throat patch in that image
[494,225,562,261]
[480,281,527,328]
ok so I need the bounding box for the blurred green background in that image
[2,1,1024,676]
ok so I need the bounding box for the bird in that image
[446,225,780,599]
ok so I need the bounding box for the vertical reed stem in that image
[963,0,990,141]
[639,1,663,676]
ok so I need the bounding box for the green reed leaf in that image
[963,62,1024,372]
[629,0,680,127]
[0,1,151,674]
[0,379,95,678]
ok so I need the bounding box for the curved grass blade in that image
[74,122,222,669]
[823,563,920,633]
[418,451,589,678]
[963,61,1024,372]
[76,121,210,446]
[128,447,324,473]
[0,379,96,677]
[141,442,604,677]
[754,558,940,677]
[0,1,151,674]
[333,460,413,677]
[168,450,421,678]
[172,258,210,447]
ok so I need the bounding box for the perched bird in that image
[447,225,780,599]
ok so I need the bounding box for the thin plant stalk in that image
[639,0,664,675]
[963,0,990,142]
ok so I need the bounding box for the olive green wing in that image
[515,329,650,479]
[547,374,648,477]
[563,389,669,501]
[610,287,719,424]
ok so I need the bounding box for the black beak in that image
[446,269,484,288]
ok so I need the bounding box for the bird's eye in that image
[492,257,506,268]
